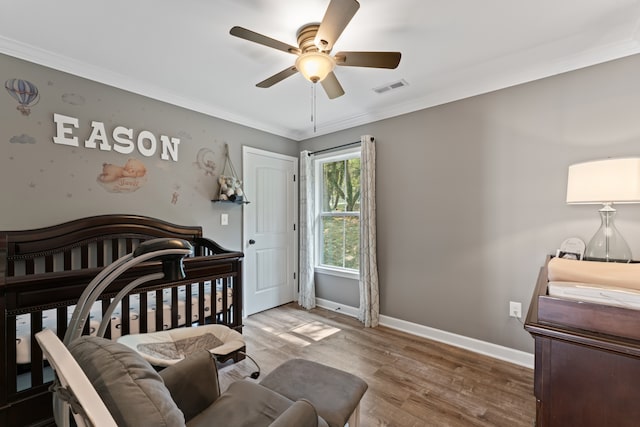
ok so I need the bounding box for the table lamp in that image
[566,158,640,263]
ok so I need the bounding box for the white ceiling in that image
[2,0,640,141]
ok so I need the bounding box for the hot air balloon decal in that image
[4,78,40,116]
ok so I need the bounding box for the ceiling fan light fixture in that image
[295,52,336,83]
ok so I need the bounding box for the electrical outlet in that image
[221,213,228,226]
[509,301,522,319]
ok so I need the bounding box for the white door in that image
[243,147,298,316]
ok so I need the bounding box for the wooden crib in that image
[0,214,244,426]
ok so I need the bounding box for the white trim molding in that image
[315,298,534,369]
[315,298,361,318]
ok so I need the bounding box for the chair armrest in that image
[159,350,220,422]
[269,399,319,427]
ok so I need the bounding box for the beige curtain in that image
[298,150,316,309]
[358,135,379,327]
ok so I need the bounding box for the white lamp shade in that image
[295,52,335,83]
[566,158,640,204]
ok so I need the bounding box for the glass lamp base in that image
[584,206,632,263]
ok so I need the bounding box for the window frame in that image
[313,147,361,279]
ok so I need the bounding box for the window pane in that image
[321,216,344,267]
[343,216,360,270]
[322,158,361,213]
[321,215,360,270]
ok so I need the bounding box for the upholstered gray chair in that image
[37,329,327,427]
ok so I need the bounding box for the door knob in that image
[249,239,256,245]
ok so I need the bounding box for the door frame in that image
[242,145,298,317]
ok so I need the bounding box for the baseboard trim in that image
[315,298,360,318]
[315,298,534,369]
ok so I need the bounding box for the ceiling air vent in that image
[373,79,409,94]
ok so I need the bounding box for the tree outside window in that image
[316,151,360,272]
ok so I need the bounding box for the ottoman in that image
[260,358,368,427]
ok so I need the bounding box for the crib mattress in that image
[15,283,233,364]
[547,281,640,310]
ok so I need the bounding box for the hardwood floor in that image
[218,303,536,426]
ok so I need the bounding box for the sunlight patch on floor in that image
[291,321,341,341]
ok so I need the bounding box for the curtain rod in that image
[307,136,374,156]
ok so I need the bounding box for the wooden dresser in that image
[524,258,640,426]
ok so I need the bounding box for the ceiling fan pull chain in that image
[310,84,318,133]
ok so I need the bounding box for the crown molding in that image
[293,35,640,140]
[0,35,301,141]
[3,32,640,143]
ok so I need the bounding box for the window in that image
[315,149,360,277]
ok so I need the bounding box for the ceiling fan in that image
[230,0,401,99]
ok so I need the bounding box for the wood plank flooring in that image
[218,303,536,426]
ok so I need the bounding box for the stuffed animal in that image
[218,175,244,201]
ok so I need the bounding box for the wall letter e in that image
[52,113,80,147]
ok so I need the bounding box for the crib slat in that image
[155,289,164,331]
[222,278,229,325]
[198,282,206,325]
[97,241,105,268]
[139,292,148,333]
[44,254,53,273]
[81,245,89,269]
[56,307,68,340]
[112,238,119,261]
[6,314,18,394]
[185,284,193,326]
[25,258,34,275]
[171,287,179,328]
[234,265,243,330]
[29,313,44,387]
[63,250,71,271]
[121,296,131,335]
[0,293,7,403]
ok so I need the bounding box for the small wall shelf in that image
[211,199,249,205]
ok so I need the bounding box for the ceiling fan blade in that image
[335,51,401,69]
[230,26,301,55]
[321,72,345,99]
[314,0,360,52]
[256,66,299,88]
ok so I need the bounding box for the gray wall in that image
[5,50,640,355]
[0,53,297,250]
[300,54,640,353]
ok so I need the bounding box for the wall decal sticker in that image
[171,184,181,205]
[97,157,148,193]
[194,147,217,176]
[10,134,36,144]
[61,93,86,106]
[4,78,40,116]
